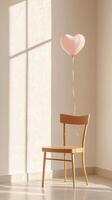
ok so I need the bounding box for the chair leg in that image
[41,152,46,187]
[64,153,67,182]
[82,151,88,185]
[71,153,75,188]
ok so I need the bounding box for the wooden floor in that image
[0,176,111,200]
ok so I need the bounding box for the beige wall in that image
[1,0,112,177]
[96,0,112,171]
[52,0,96,170]
[0,0,51,175]
[0,0,9,175]
[0,0,96,176]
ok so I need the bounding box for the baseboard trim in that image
[0,171,52,183]
[0,167,112,183]
[28,171,52,181]
[0,168,95,183]
[52,167,95,178]
[0,174,27,184]
[95,167,112,179]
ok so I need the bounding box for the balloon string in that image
[72,55,75,64]
[72,55,76,114]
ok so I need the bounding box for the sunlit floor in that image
[0,176,112,200]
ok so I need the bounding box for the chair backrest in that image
[60,114,90,148]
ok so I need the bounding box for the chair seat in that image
[42,146,83,153]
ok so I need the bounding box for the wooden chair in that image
[41,114,90,188]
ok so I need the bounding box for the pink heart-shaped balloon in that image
[60,34,85,56]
